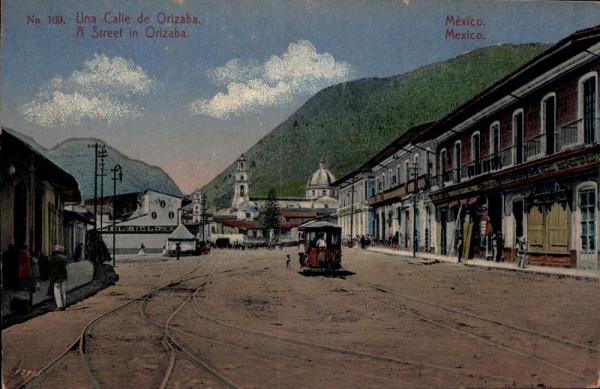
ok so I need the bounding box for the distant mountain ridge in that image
[200,43,550,210]
[45,138,183,200]
[3,130,183,201]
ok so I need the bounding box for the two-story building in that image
[0,128,81,257]
[420,26,599,268]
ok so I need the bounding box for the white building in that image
[100,189,184,254]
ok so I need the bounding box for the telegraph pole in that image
[412,161,419,258]
[111,164,122,267]
[98,146,107,233]
[200,193,207,243]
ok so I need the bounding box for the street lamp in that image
[412,161,420,258]
[111,164,122,267]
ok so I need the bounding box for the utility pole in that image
[200,193,207,243]
[412,161,419,258]
[350,176,355,246]
[111,164,122,267]
[98,146,107,233]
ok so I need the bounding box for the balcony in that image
[525,134,543,161]
[559,117,598,151]
[481,153,502,174]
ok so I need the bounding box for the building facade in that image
[422,26,599,268]
[99,189,184,254]
[0,128,81,257]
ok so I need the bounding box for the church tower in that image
[231,154,249,210]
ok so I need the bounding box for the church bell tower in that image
[231,154,249,210]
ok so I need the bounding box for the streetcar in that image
[298,220,342,273]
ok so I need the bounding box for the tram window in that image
[330,232,339,246]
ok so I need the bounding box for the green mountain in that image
[201,44,549,210]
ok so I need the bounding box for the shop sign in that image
[102,225,177,234]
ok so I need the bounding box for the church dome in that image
[307,159,335,189]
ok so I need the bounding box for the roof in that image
[332,121,435,188]
[307,159,336,189]
[168,224,196,240]
[1,128,81,203]
[298,220,341,230]
[413,25,600,143]
[281,210,316,219]
[220,219,260,229]
[168,224,195,240]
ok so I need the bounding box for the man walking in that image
[516,236,527,268]
[49,244,68,310]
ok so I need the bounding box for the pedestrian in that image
[298,238,306,267]
[493,232,504,262]
[73,244,83,262]
[17,244,30,291]
[29,251,40,293]
[175,243,181,260]
[49,244,68,311]
[138,243,146,256]
[516,236,527,268]
[285,254,290,268]
[456,234,463,263]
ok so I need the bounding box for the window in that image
[440,149,447,181]
[581,74,597,144]
[240,185,245,197]
[397,166,402,184]
[151,212,157,219]
[405,160,410,184]
[580,188,596,252]
[454,142,462,183]
[168,211,175,219]
[159,200,166,208]
[426,148,432,178]
[541,94,556,155]
[513,110,524,164]
[471,132,481,175]
[490,122,500,156]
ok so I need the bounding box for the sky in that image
[1,0,599,195]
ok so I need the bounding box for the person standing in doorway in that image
[49,245,68,310]
[493,232,504,262]
[456,234,463,263]
[516,236,527,268]
[17,244,30,291]
[175,243,181,260]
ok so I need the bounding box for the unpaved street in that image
[2,248,599,388]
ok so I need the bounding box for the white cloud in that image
[190,40,354,119]
[21,54,159,127]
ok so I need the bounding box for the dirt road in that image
[2,248,599,388]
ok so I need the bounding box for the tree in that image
[259,188,281,242]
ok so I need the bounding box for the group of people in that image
[2,243,69,311]
[2,244,41,293]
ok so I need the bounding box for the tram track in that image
[334,281,596,382]
[20,259,214,389]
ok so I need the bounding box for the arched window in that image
[541,93,556,155]
[240,185,245,197]
[471,132,481,176]
[454,141,462,183]
[513,109,524,164]
[440,148,447,182]
[579,72,598,145]
[489,122,500,170]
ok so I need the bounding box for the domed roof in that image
[307,159,335,189]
